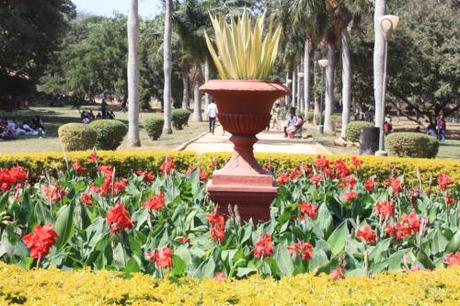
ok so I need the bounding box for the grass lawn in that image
[0,106,208,153]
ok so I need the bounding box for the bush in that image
[386,132,439,158]
[172,109,191,130]
[346,121,374,142]
[0,263,458,305]
[89,120,128,150]
[58,123,97,151]
[144,116,164,140]
[1,151,460,185]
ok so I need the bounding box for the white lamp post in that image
[318,59,328,134]
[376,15,399,156]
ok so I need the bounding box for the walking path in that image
[181,125,330,155]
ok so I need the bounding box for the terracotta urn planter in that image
[200,80,288,222]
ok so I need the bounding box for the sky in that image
[72,0,161,18]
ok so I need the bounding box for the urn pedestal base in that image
[206,135,277,222]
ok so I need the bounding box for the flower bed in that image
[1,150,460,184]
[0,263,459,305]
[0,152,459,280]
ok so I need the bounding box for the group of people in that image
[426,115,447,142]
[80,109,115,124]
[0,116,45,140]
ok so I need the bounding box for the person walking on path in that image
[206,100,218,135]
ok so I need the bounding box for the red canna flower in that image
[343,175,357,188]
[365,178,377,191]
[146,247,173,269]
[287,241,313,261]
[99,165,114,177]
[144,192,165,211]
[289,168,301,180]
[42,185,67,203]
[351,156,362,169]
[0,166,28,191]
[374,199,395,219]
[253,233,274,258]
[207,209,225,242]
[356,225,377,243]
[335,159,350,178]
[214,272,226,282]
[207,210,224,226]
[276,172,289,185]
[330,268,344,280]
[106,202,134,236]
[114,178,128,195]
[437,172,452,190]
[390,178,403,194]
[90,150,98,164]
[136,170,155,183]
[444,252,460,267]
[199,169,209,181]
[309,173,323,185]
[176,236,191,244]
[80,193,93,205]
[342,189,358,202]
[160,157,176,175]
[300,163,311,174]
[72,161,85,176]
[446,196,457,205]
[299,202,319,220]
[315,155,329,170]
[22,224,58,260]
[385,212,421,240]
[210,225,225,242]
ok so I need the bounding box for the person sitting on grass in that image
[0,121,16,140]
[284,107,298,137]
[21,121,39,136]
[287,114,304,138]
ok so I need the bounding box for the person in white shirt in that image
[206,100,218,134]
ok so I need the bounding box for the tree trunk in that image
[297,62,302,112]
[313,49,321,125]
[204,57,211,112]
[285,71,290,106]
[292,69,296,110]
[192,66,202,122]
[341,28,352,139]
[304,39,311,115]
[374,0,386,138]
[324,43,335,134]
[127,0,141,147]
[163,0,173,134]
[181,67,189,109]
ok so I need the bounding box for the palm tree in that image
[127,0,141,147]
[323,33,336,134]
[374,0,386,137]
[163,0,173,134]
[287,0,328,120]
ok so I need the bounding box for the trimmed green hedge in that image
[89,120,128,150]
[1,151,459,185]
[57,123,97,151]
[144,116,164,140]
[386,132,439,158]
[346,121,374,142]
[172,109,191,130]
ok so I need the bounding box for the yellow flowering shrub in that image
[0,150,459,184]
[0,263,459,305]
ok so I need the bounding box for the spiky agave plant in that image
[204,12,282,80]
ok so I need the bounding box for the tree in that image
[127,0,141,147]
[0,0,76,96]
[163,0,173,134]
[386,0,460,124]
